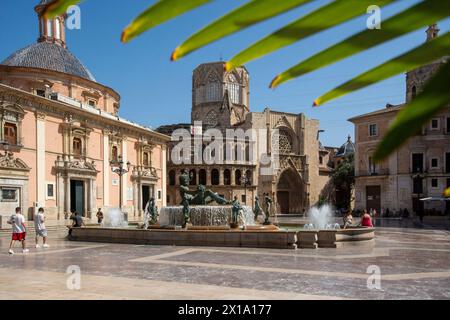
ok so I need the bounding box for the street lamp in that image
[111,155,131,211]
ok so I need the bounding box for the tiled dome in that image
[1,42,96,82]
[335,135,355,158]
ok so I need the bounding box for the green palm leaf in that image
[271,0,450,88]
[171,0,312,61]
[43,0,82,18]
[122,0,212,43]
[226,0,394,72]
[313,31,450,106]
[373,62,450,161]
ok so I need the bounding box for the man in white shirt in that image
[34,207,49,248]
[7,207,28,255]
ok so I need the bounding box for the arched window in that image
[412,86,417,99]
[195,85,205,105]
[4,123,17,145]
[224,169,231,185]
[169,170,176,186]
[226,74,241,104]
[47,19,53,37]
[189,169,197,186]
[111,146,118,162]
[55,18,61,40]
[245,142,250,163]
[143,152,150,166]
[73,137,82,156]
[278,129,293,154]
[199,169,207,185]
[245,170,252,185]
[235,170,242,186]
[211,169,220,185]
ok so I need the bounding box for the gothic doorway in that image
[276,168,304,214]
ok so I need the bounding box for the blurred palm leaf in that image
[445,188,450,198]
[314,31,450,106]
[43,0,81,18]
[226,0,394,72]
[270,0,449,88]
[122,0,212,43]
[170,0,313,61]
[373,62,450,161]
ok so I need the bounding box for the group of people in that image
[342,209,375,229]
[7,207,49,255]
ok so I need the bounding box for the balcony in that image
[357,169,390,177]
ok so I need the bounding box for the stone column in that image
[219,169,224,185]
[231,168,236,185]
[138,181,143,216]
[206,169,211,186]
[121,138,128,210]
[102,130,110,208]
[36,111,46,207]
[64,175,70,215]
[161,145,167,206]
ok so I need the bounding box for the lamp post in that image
[111,155,131,211]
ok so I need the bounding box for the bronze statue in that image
[231,196,242,226]
[264,195,273,225]
[181,192,190,228]
[253,196,263,222]
[149,198,158,225]
[179,170,229,205]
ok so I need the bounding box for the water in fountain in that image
[305,204,339,230]
[159,205,255,227]
[102,208,128,228]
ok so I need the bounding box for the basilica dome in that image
[1,42,96,82]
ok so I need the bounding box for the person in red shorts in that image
[7,207,28,255]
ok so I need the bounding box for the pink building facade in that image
[0,1,169,226]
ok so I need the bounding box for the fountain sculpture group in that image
[69,170,375,249]
[147,170,274,230]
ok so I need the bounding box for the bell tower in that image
[192,62,250,131]
[35,0,67,48]
[406,24,444,103]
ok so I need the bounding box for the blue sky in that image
[1,0,448,147]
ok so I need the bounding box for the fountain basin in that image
[69,227,297,249]
[317,227,375,248]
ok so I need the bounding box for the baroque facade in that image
[350,25,450,215]
[158,62,335,214]
[0,1,169,227]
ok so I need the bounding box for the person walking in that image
[7,207,28,255]
[34,207,49,248]
[96,208,104,224]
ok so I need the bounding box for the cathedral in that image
[0,1,169,226]
[158,62,336,214]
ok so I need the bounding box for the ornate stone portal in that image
[0,152,31,227]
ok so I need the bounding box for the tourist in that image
[385,208,390,218]
[372,209,377,227]
[68,211,85,236]
[34,207,49,248]
[343,211,353,229]
[7,207,28,255]
[359,209,373,228]
[417,209,425,224]
[96,208,104,224]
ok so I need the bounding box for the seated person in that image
[359,210,373,228]
[343,211,354,229]
[67,211,85,236]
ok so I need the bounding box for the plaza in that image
[0,218,449,300]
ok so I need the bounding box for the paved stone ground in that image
[0,225,449,300]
